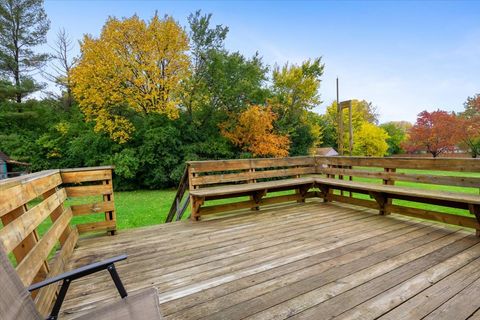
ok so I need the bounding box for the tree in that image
[380,121,411,155]
[403,110,460,157]
[352,122,389,156]
[43,28,77,110]
[325,99,379,153]
[181,10,228,120]
[0,78,16,101]
[221,105,290,157]
[457,94,480,158]
[0,0,50,102]
[270,58,324,155]
[71,13,190,143]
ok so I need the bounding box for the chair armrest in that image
[27,254,128,320]
[28,254,127,292]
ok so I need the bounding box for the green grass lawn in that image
[35,189,179,236]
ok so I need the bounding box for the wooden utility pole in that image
[337,78,344,155]
[336,78,353,156]
[348,101,353,156]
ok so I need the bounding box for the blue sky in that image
[44,0,480,123]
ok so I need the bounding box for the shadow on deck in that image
[61,200,480,320]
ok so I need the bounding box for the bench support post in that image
[252,190,267,210]
[296,184,312,203]
[191,197,204,221]
[317,184,331,202]
[370,192,388,215]
[469,204,480,237]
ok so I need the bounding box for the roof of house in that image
[0,151,30,166]
[312,147,339,156]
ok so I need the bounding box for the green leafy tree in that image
[325,99,379,153]
[380,121,411,155]
[458,94,480,158]
[0,0,50,102]
[181,10,228,120]
[270,58,324,155]
[179,14,269,160]
[353,122,389,156]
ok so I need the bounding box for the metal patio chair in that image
[0,245,162,320]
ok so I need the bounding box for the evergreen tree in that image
[0,0,50,102]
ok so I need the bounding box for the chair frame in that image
[28,254,128,320]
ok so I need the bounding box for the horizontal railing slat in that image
[0,171,62,217]
[386,204,479,229]
[61,169,112,184]
[192,166,316,186]
[16,207,72,286]
[76,220,117,234]
[71,201,115,216]
[319,167,480,188]
[65,184,113,197]
[317,156,480,172]
[188,156,315,173]
[0,188,67,253]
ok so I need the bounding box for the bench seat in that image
[189,177,315,198]
[315,178,480,206]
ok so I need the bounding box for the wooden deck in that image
[61,200,480,320]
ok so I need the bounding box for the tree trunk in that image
[14,37,21,103]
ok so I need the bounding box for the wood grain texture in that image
[61,170,112,184]
[57,201,480,320]
[0,188,67,253]
[65,184,113,197]
[16,207,72,286]
[0,171,62,217]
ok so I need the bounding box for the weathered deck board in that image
[60,200,480,319]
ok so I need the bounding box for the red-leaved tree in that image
[402,110,461,157]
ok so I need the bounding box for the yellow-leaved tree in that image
[352,122,389,156]
[71,14,190,143]
[221,105,290,157]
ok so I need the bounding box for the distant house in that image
[311,147,339,156]
[0,151,30,179]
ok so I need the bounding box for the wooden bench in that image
[316,156,480,234]
[188,157,317,220]
[187,156,480,235]
[0,166,116,317]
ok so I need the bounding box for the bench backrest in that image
[0,166,115,316]
[316,156,480,191]
[188,156,317,190]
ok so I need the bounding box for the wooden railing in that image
[165,167,190,222]
[185,156,480,229]
[316,156,480,226]
[61,166,116,234]
[0,166,115,316]
[188,156,316,188]
[186,157,317,218]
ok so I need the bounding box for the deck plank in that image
[59,201,480,320]
[377,256,480,320]
[298,238,480,320]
